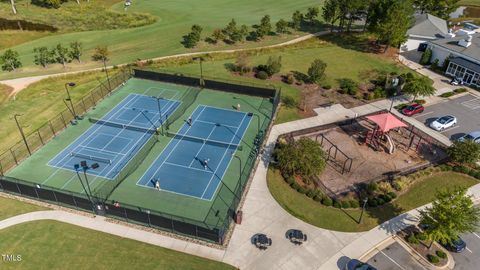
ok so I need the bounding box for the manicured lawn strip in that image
[0,220,235,270]
[0,83,12,104]
[267,169,478,232]
[0,70,116,152]
[0,0,322,80]
[0,196,48,220]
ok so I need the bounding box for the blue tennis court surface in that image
[48,93,180,179]
[137,105,252,200]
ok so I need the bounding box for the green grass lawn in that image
[267,169,478,232]
[0,220,235,270]
[0,70,116,152]
[0,0,322,80]
[0,196,48,220]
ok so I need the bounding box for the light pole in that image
[359,197,368,224]
[13,114,31,156]
[152,96,164,135]
[64,82,77,118]
[193,57,205,88]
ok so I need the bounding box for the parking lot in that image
[413,94,480,141]
[451,228,480,269]
[366,242,425,270]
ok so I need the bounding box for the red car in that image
[401,103,424,116]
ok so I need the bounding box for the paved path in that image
[1,30,331,96]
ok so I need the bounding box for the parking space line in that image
[379,250,406,270]
[414,111,434,118]
[440,125,461,133]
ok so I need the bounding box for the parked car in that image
[345,259,377,270]
[458,131,480,143]
[442,237,466,253]
[429,115,457,131]
[451,77,464,86]
[401,103,425,116]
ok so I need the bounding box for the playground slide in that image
[385,134,395,154]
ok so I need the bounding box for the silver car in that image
[429,115,457,131]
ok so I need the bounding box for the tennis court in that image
[137,105,251,200]
[48,93,180,179]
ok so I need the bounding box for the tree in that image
[275,19,289,34]
[448,140,480,164]
[0,49,21,71]
[183,24,203,48]
[210,29,225,44]
[54,43,70,68]
[402,75,435,100]
[414,0,460,19]
[307,59,327,83]
[255,15,272,39]
[419,188,480,247]
[291,10,303,30]
[372,0,415,52]
[68,41,83,63]
[323,0,340,32]
[274,137,326,178]
[33,46,54,68]
[304,7,320,25]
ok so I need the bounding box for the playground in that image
[292,112,447,195]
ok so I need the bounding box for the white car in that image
[458,131,480,143]
[429,115,457,131]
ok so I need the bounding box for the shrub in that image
[256,71,269,80]
[416,232,427,241]
[387,192,397,199]
[366,182,378,194]
[349,200,360,208]
[440,92,455,98]
[306,189,316,198]
[284,73,295,84]
[333,201,342,208]
[341,200,351,209]
[454,88,467,94]
[407,234,419,244]
[436,250,447,259]
[313,195,323,202]
[338,78,358,96]
[282,96,298,108]
[368,198,378,207]
[322,196,333,206]
[376,198,385,205]
[427,254,439,264]
[291,182,300,190]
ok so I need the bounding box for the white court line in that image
[201,113,247,199]
[379,250,407,270]
[136,105,205,187]
[440,125,461,133]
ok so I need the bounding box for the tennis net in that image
[166,132,240,149]
[70,152,112,164]
[89,118,157,134]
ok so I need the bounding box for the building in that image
[401,13,449,52]
[428,33,480,87]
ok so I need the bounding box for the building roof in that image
[430,33,480,61]
[450,57,480,74]
[408,13,449,38]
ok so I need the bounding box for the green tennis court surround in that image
[0,70,279,243]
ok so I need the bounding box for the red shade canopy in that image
[366,113,407,133]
